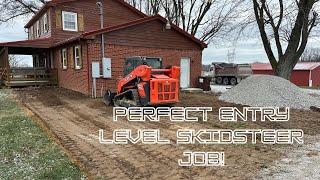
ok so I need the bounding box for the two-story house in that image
[0,0,207,96]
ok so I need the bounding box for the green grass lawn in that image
[0,90,85,179]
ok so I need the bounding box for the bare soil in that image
[11,87,320,179]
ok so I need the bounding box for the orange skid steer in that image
[104,65,180,107]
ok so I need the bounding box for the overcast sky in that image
[1,17,320,66]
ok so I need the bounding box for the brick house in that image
[0,0,207,96]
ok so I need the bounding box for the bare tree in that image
[9,55,30,67]
[0,0,45,24]
[301,48,320,62]
[160,0,243,43]
[1,0,241,45]
[252,0,319,79]
[126,0,243,43]
[9,55,20,67]
[126,0,161,15]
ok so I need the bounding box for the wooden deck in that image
[3,68,58,87]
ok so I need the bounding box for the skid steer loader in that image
[104,57,180,107]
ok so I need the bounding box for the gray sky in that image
[1,17,320,66]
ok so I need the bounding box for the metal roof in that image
[252,62,320,71]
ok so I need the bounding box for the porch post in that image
[4,47,9,70]
[0,47,9,81]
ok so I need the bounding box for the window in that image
[62,11,78,31]
[33,25,36,39]
[62,48,67,69]
[36,21,41,37]
[29,27,33,39]
[74,45,82,69]
[43,13,49,33]
[124,57,162,75]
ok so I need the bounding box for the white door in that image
[180,58,190,89]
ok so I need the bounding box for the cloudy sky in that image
[1,17,320,66]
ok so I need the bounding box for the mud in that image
[12,88,320,179]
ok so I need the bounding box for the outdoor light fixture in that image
[165,20,171,30]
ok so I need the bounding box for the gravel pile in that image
[219,75,320,109]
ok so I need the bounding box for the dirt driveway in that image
[11,87,320,179]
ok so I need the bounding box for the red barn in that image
[252,62,320,87]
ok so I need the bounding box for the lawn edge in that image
[15,100,92,180]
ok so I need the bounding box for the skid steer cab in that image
[104,57,180,107]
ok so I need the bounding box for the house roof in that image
[0,38,53,49]
[3,15,206,50]
[25,0,147,28]
[252,62,320,71]
[62,15,207,49]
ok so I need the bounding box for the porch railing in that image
[5,67,58,85]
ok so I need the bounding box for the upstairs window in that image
[74,45,82,69]
[29,27,33,40]
[32,25,36,39]
[36,21,41,37]
[62,48,68,69]
[43,13,49,33]
[62,11,78,31]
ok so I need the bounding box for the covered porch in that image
[0,38,58,87]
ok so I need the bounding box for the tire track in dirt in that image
[14,88,295,179]
[25,100,189,179]
[59,100,203,179]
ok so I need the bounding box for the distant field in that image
[0,90,85,179]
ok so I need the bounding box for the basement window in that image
[74,45,82,69]
[62,48,67,69]
[62,11,78,31]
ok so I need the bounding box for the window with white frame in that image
[74,45,81,69]
[33,25,36,39]
[29,27,33,39]
[36,21,41,37]
[62,11,78,31]
[62,48,67,69]
[43,13,49,33]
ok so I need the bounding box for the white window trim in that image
[36,21,40,37]
[43,13,48,34]
[74,46,81,69]
[62,48,67,69]
[29,27,33,40]
[33,25,36,39]
[62,11,78,32]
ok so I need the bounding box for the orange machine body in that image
[116,65,180,106]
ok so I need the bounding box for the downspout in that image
[87,42,91,96]
[97,1,105,59]
[93,1,105,98]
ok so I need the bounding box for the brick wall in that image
[50,0,144,43]
[54,42,202,97]
[87,44,202,97]
[54,42,90,95]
